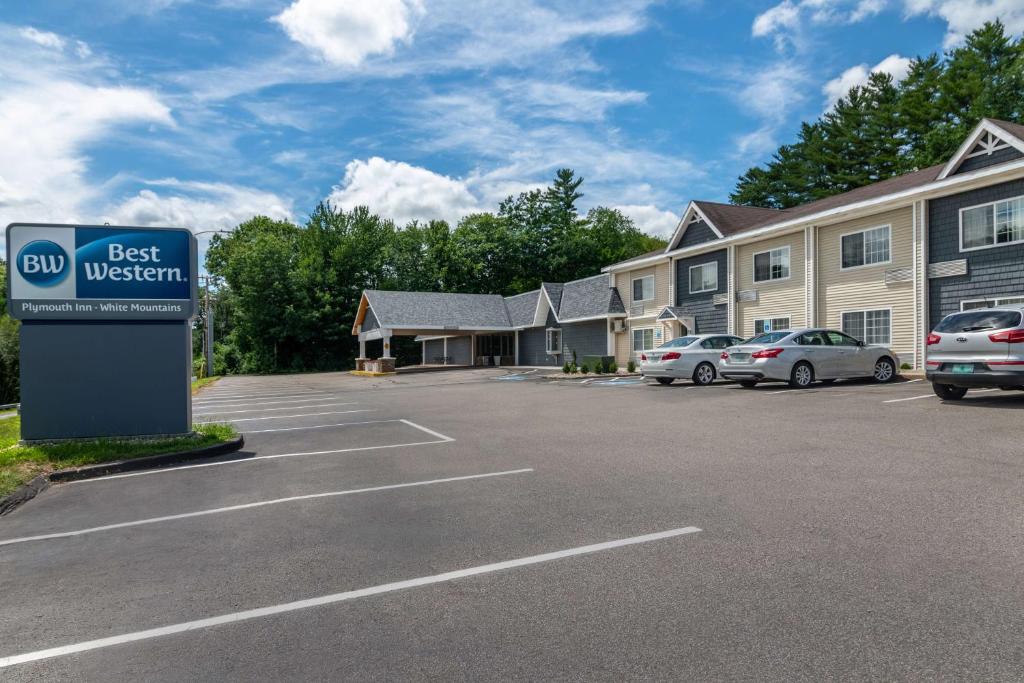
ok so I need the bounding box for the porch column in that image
[359,339,366,358]
[421,340,425,365]
[382,331,392,358]
[515,330,520,365]
[443,337,448,365]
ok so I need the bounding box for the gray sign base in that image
[19,321,192,441]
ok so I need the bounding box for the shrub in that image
[627,359,636,373]
[562,361,571,374]
[580,362,590,374]
[608,361,618,374]
[900,362,911,370]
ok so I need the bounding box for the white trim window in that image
[632,275,655,302]
[545,328,562,355]
[961,196,1024,250]
[688,261,718,294]
[841,225,890,269]
[961,295,1024,311]
[841,309,891,345]
[632,327,655,353]
[753,317,790,334]
[753,246,790,283]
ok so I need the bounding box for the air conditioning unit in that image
[612,319,626,333]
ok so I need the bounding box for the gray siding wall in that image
[674,248,728,333]
[518,308,561,366]
[677,219,720,249]
[928,178,1024,326]
[423,339,445,364]
[562,319,608,362]
[954,146,1023,175]
[363,306,379,332]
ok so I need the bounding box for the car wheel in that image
[872,357,897,383]
[738,380,758,388]
[789,362,814,388]
[692,362,716,386]
[932,382,968,401]
[655,377,674,385]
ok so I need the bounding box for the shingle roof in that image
[541,283,563,312]
[504,289,540,327]
[364,290,511,329]
[557,274,622,320]
[602,247,666,269]
[693,201,787,234]
[988,118,1024,142]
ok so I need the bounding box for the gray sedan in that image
[641,334,744,385]
[718,328,899,388]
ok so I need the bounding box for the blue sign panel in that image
[75,228,192,300]
[6,223,197,320]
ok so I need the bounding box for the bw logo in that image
[17,240,69,287]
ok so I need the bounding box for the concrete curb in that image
[48,435,245,483]
[0,435,245,516]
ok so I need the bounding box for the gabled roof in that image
[938,117,1024,180]
[541,283,564,313]
[354,290,511,333]
[504,289,541,328]
[557,274,625,320]
[692,201,786,234]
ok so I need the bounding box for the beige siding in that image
[613,260,672,365]
[736,232,806,337]
[816,205,915,366]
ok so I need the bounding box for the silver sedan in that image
[641,334,745,385]
[718,328,899,388]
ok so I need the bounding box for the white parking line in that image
[193,391,333,402]
[196,409,374,424]
[399,419,455,442]
[883,394,933,403]
[0,526,701,668]
[71,436,453,483]
[193,396,341,409]
[194,402,358,416]
[245,419,395,434]
[0,469,534,547]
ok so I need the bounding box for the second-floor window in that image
[962,196,1024,250]
[688,262,718,294]
[632,275,655,302]
[841,225,890,269]
[753,246,790,283]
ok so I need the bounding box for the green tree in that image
[0,261,19,403]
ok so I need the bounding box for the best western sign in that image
[6,223,197,320]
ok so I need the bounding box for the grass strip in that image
[0,418,236,497]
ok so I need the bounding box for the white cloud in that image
[0,28,174,229]
[903,0,1024,48]
[498,80,647,122]
[614,204,680,238]
[105,179,293,231]
[273,0,424,67]
[327,157,481,225]
[753,0,889,50]
[18,27,65,50]
[822,53,911,108]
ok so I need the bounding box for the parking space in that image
[2,369,1023,680]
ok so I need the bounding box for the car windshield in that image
[744,332,791,345]
[658,336,699,348]
[935,310,1022,333]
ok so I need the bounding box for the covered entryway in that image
[657,307,696,342]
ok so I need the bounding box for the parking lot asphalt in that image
[2,368,1023,680]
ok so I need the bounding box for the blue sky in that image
[1,0,1021,259]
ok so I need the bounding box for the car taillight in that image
[720,352,729,360]
[988,329,1024,343]
[662,351,681,360]
[640,353,647,361]
[751,348,784,359]
[926,333,941,346]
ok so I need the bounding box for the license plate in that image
[951,364,974,374]
[731,353,751,363]
[648,354,661,362]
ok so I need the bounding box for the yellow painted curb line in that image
[350,370,397,377]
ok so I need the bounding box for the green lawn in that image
[191,375,221,393]
[0,417,237,497]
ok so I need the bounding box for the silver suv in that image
[926,305,1024,400]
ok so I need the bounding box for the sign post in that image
[6,223,198,441]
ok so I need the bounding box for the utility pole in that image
[193,229,231,378]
